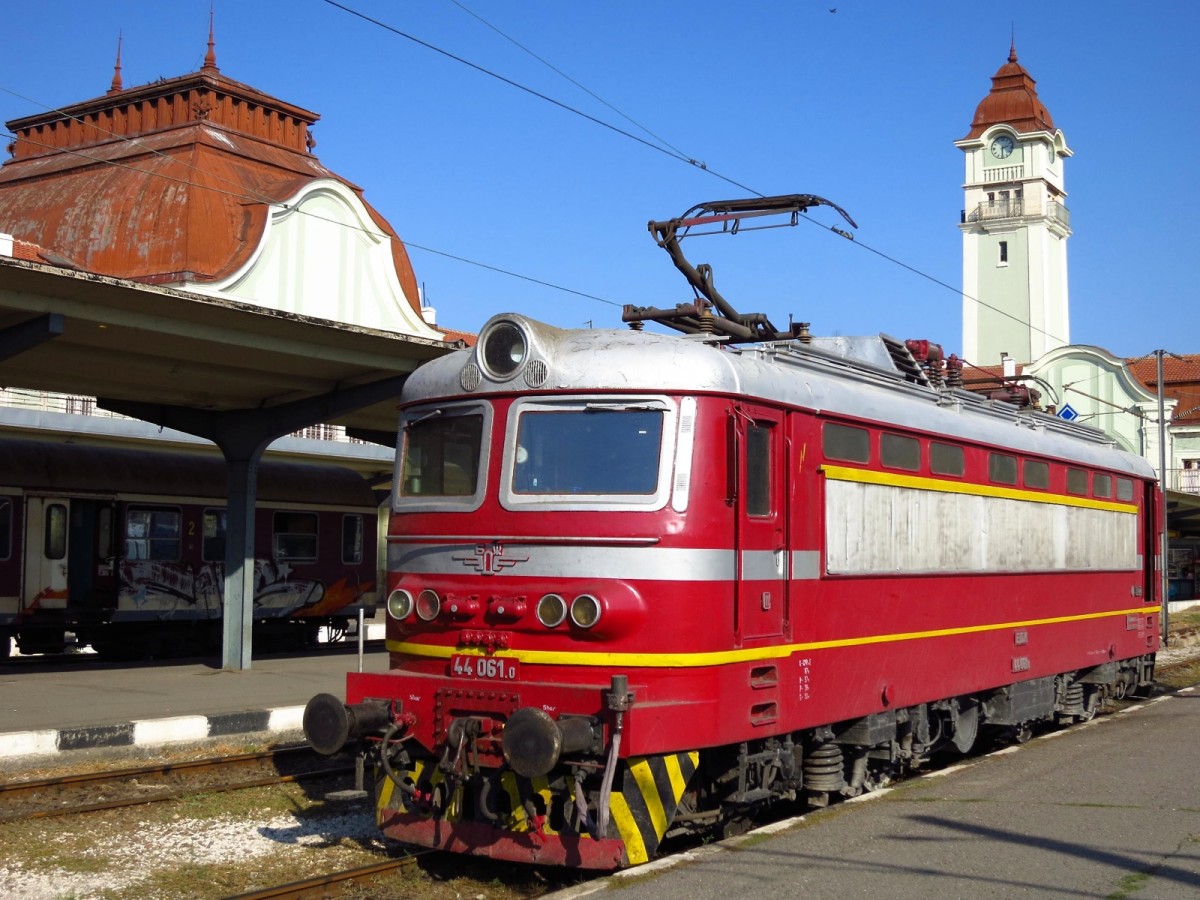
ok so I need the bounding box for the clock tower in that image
[956,45,1072,365]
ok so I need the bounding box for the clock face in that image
[990,135,1015,159]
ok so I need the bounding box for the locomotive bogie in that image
[309,313,1162,869]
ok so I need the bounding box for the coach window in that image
[988,453,1018,486]
[125,507,181,561]
[1094,473,1113,499]
[930,442,965,477]
[44,503,68,560]
[1023,459,1050,490]
[342,515,364,564]
[274,511,318,562]
[202,509,227,562]
[881,433,920,471]
[1066,468,1088,495]
[1116,478,1135,502]
[745,422,773,516]
[0,497,11,561]
[823,423,870,464]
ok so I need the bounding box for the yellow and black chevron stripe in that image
[376,751,701,866]
[609,752,700,865]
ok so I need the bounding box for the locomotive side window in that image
[202,509,227,561]
[45,503,68,560]
[823,423,869,463]
[1066,468,1088,495]
[401,411,483,497]
[125,506,181,561]
[745,423,773,516]
[930,442,964,476]
[512,408,663,495]
[1094,474,1113,499]
[988,453,1018,485]
[342,515,364,564]
[1023,459,1050,490]
[1116,478,1134,502]
[274,512,318,562]
[881,433,920,471]
[0,497,11,561]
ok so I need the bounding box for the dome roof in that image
[0,53,421,311]
[962,45,1056,139]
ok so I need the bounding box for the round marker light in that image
[386,589,414,621]
[569,594,602,629]
[415,589,442,622]
[536,593,567,628]
[481,321,527,379]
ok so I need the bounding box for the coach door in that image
[68,499,119,611]
[23,497,70,611]
[22,497,118,614]
[734,405,787,640]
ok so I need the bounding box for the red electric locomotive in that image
[304,197,1160,869]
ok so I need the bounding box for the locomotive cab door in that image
[732,404,788,640]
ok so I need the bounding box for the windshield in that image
[512,407,664,495]
[400,410,484,498]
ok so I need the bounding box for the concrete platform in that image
[0,644,387,759]
[558,688,1200,899]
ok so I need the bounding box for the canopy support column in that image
[100,375,407,670]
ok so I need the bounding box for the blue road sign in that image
[1059,404,1079,421]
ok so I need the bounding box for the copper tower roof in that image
[962,44,1056,139]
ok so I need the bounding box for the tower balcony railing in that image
[982,164,1025,183]
[961,199,1070,227]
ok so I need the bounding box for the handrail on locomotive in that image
[624,194,859,343]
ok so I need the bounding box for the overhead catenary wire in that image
[320,0,760,197]
[317,0,1074,357]
[446,0,698,165]
[0,6,1085,357]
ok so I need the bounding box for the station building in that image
[956,46,1200,600]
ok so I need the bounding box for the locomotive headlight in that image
[536,593,567,628]
[569,594,603,629]
[415,589,442,621]
[480,321,527,380]
[386,588,414,621]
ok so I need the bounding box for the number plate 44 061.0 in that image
[450,654,519,681]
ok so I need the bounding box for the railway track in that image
[0,745,354,823]
[225,857,421,900]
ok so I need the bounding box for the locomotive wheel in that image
[719,815,753,839]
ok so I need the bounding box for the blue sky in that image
[1,1,1196,362]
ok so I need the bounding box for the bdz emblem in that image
[453,542,528,575]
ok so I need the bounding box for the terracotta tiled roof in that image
[962,45,1056,139]
[0,59,421,313]
[1127,355,1200,424]
[437,328,477,347]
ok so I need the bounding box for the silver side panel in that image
[390,543,736,582]
[825,481,1139,575]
